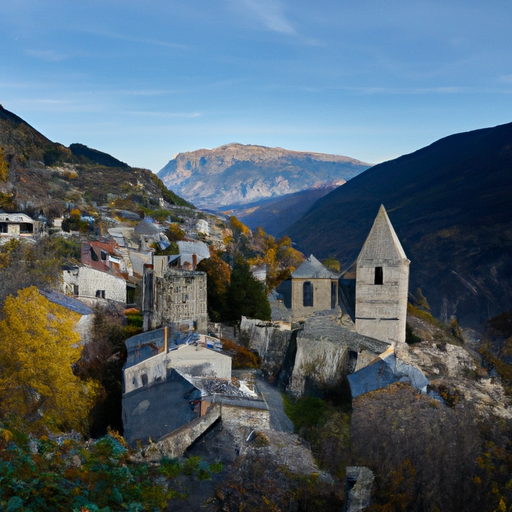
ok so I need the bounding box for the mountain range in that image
[157,143,370,210]
[286,122,512,330]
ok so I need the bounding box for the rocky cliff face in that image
[240,317,295,383]
[157,143,370,209]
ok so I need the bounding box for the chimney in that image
[192,253,197,270]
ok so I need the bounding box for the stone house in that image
[355,205,410,345]
[38,289,94,344]
[63,265,132,304]
[142,264,208,332]
[122,327,269,445]
[276,254,339,315]
[123,328,231,394]
[0,212,37,237]
[176,240,210,269]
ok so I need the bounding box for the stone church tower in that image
[355,205,410,345]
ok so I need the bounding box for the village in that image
[2,200,512,511]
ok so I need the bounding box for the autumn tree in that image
[0,287,98,433]
[0,147,9,181]
[196,253,231,321]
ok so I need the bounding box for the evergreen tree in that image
[226,259,271,322]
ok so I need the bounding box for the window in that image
[141,374,148,386]
[303,281,313,307]
[374,267,383,285]
[95,290,105,298]
[90,247,99,262]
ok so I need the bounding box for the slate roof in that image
[39,289,93,316]
[177,241,210,260]
[347,346,430,399]
[291,254,338,279]
[134,221,160,236]
[357,205,408,263]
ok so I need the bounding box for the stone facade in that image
[277,254,338,317]
[63,265,127,303]
[291,276,337,313]
[0,213,36,237]
[355,205,410,345]
[142,266,208,332]
[124,342,232,394]
[216,399,270,430]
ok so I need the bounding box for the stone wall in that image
[290,277,337,315]
[355,261,409,345]
[76,266,127,303]
[149,269,208,332]
[288,313,389,397]
[218,401,270,430]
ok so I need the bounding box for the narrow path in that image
[255,377,294,433]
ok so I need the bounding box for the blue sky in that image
[1,1,512,172]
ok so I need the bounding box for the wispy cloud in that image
[124,111,201,118]
[499,74,512,84]
[25,49,69,62]
[239,0,295,35]
[82,29,187,50]
[116,89,183,97]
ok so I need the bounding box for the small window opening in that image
[95,290,105,298]
[303,281,313,307]
[141,374,148,386]
[374,267,383,285]
[90,247,99,262]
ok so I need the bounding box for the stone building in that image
[38,289,94,344]
[277,254,338,316]
[122,327,269,446]
[142,264,208,332]
[0,212,36,237]
[355,205,410,345]
[62,265,132,304]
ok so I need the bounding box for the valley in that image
[1,104,512,511]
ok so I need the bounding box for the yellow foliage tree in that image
[0,147,9,182]
[0,287,98,433]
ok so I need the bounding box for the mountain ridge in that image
[158,142,371,209]
[0,104,191,213]
[286,121,512,329]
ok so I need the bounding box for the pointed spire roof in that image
[292,254,338,279]
[357,205,408,262]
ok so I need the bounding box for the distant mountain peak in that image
[158,143,371,210]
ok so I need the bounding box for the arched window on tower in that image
[303,281,313,307]
[374,266,383,285]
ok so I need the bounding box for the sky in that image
[1,0,512,172]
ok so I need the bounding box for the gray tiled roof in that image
[39,289,93,316]
[291,254,337,279]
